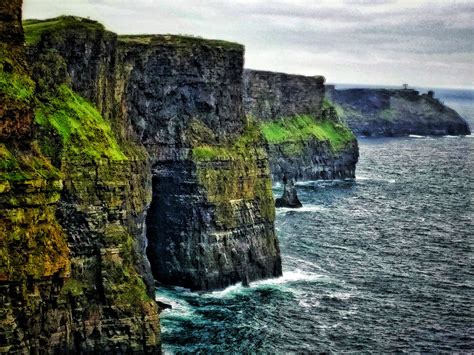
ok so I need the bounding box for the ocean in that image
[156,89,473,352]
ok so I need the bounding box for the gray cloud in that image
[23,0,474,88]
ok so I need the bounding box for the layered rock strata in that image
[243,69,359,181]
[326,87,471,136]
[1,5,160,353]
[117,35,281,291]
[2,8,283,352]
[22,13,281,290]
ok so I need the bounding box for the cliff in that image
[24,18,281,292]
[117,36,281,291]
[327,87,471,137]
[1,3,160,353]
[1,6,282,351]
[243,69,358,181]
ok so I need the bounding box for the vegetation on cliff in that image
[119,34,244,50]
[23,16,105,45]
[34,84,127,160]
[191,119,275,228]
[260,114,355,153]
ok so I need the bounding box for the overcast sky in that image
[23,0,474,89]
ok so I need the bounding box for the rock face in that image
[275,177,302,208]
[118,36,281,291]
[1,8,282,352]
[243,69,359,182]
[1,6,160,353]
[326,87,471,136]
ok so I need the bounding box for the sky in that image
[23,0,474,89]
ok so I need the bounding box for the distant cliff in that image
[326,87,471,137]
[243,69,358,181]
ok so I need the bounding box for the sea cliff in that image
[326,87,471,137]
[1,2,281,353]
[1,2,160,353]
[243,69,359,181]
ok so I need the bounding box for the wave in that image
[295,178,353,186]
[155,291,197,320]
[276,204,325,214]
[409,134,425,138]
[203,270,324,299]
[356,176,396,183]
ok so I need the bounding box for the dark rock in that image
[326,87,471,137]
[156,301,172,310]
[25,26,282,293]
[275,177,302,208]
[116,36,281,291]
[243,69,359,182]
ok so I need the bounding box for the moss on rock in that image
[34,84,127,161]
[260,114,355,153]
[191,119,275,228]
[23,16,105,45]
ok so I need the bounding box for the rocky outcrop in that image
[326,87,471,136]
[117,36,281,291]
[243,69,359,182]
[1,5,160,353]
[275,177,302,208]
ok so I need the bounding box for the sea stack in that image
[275,176,302,208]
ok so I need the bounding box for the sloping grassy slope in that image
[260,114,354,152]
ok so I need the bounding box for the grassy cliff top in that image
[260,115,355,153]
[23,16,107,45]
[118,34,244,51]
[244,68,325,83]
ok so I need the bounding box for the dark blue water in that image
[157,93,474,353]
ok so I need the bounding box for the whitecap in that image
[276,205,324,214]
[202,270,324,299]
[155,294,196,319]
[409,134,424,138]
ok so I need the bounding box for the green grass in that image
[119,34,243,50]
[0,71,35,102]
[23,16,105,45]
[0,143,61,183]
[192,120,263,161]
[260,114,355,152]
[34,85,127,160]
[0,43,35,102]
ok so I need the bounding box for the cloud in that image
[22,0,474,88]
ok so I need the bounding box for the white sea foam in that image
[409,134,424,138]
[276,205,324,214]
[202,270,324,299]
[155,290,197,319]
